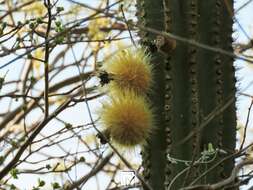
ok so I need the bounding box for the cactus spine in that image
[136,0,236,189]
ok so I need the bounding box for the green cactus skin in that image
[136,0,236,189]
[136,0,167,189]
[219,0,237,180]
[196,0,225,184]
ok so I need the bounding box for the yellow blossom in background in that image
[88,17,111,51]
[55,96,67,105]
[33,48,44,77]
[2,124,23,135]
[48,96,62,106]
[68,4,90,18]
[21,0,46,16]
[88,17,111,40]
[87,16,112,68]
[83,133,98,145]
[103,41,131,59]
[53,161,67,172]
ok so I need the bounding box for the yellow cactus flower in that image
[102,48,153,94]
[99,90,154,147]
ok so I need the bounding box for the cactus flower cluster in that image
[99,47,154,148]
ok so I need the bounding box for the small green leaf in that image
[1,22,7,29]
[52,182,60,189]
[79,156,85,162]
[17,21,22,26]
[0,71,8,91]
[46,164,51,170]
[38,178,45,187]
[36,17,43,24]
[0,156,4,165]
[10,168,19,179]
[208,143,214,153]
[65,123,72,129]
[55,21,61,27]
[56,6,64,13]
[55,36,64,44]
[27,53,33,59]
[29,22,35,29]
[0,77,4,90]
[30,76,36,85]
[10,184,16,190]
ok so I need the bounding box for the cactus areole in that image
[136,0,236,189]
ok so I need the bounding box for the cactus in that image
[136,0,236,189]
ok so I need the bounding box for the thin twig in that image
[65,152,113,190]
[181,159,253,190]
[240,98,253,150]
[43,0,52,118]
[120,4,136,47]
[235,0,253,13]
[0,98,72,180]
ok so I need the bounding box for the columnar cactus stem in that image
[219,0,237,179]
[136,0,167,189]
[136,0,236,189]
[197,0,225,184]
